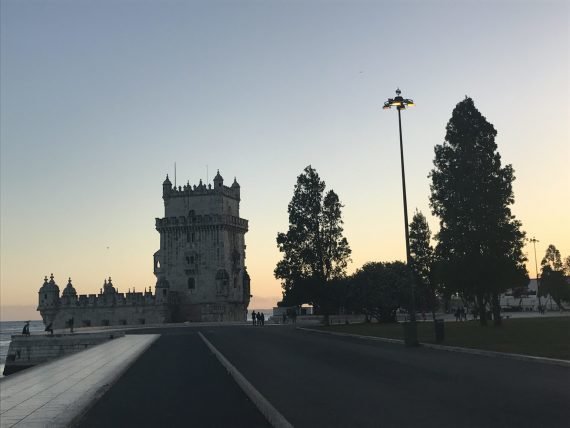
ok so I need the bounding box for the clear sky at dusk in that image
[1,0,568,320]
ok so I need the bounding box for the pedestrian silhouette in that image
[45,322,54,336]
[260,312,265,326]
[22,321,30,336]
[251,310,256,326]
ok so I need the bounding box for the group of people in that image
[454,307,468,321]
[250,310,265,326]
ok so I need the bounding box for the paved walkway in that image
[0,334,159,427]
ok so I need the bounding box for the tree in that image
[350,262,413,323]
[541,244,563,271]
[539,245,570,309]
[564,256,570,276]
[275,166,351,311]
[429,97,527,326]
[409,210,437,319]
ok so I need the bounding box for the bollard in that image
[434,319,445,343]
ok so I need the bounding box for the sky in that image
[1,0,568,320]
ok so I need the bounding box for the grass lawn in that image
[323,316,570,360]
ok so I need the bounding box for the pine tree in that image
[429,97,527,326]
[275,166,351,309]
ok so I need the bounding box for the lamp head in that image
[383,88,414,110]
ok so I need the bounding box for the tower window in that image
[188,277,195,289]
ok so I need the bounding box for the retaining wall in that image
[3,332,125,376]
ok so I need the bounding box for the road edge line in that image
[198,331,294,428]
[296,327,570,367]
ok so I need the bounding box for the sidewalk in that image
[0,334,159,427]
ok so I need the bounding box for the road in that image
[79,325,570,428]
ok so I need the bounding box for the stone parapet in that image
[155,214,248,231]
[3,332,125,376]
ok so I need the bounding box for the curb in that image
[296,327,570,368]
[421,342,570,367]
[296,326,404,345]
[198,332,294,428]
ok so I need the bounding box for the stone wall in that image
[47,304,170,329]
[3,332,125,376]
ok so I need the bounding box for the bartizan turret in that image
[163,174,172,199]
[61,278,78,306]
[38,274,61,326]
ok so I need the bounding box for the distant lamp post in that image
[383,88,418,346]
[529,237,542,311]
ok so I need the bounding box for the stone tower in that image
[153,171,250,321]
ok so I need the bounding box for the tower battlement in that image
[163,170,241,202]
[163,182,241,201]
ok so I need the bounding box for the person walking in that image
[251,310,256,326]
[260,312,265,326]
[45,322,54,336]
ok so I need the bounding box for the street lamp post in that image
[383,88,418,346]
[529,237,541,311]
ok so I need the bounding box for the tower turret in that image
[231,177,240,199]
[163,175,172,199]
[213,170,224,189]
[61,277,78,306]
[37,274,61,326]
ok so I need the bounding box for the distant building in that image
[500,278,564,311]
[37,171,250,327]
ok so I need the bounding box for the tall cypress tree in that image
[275,166,351,309]
[409,210,436,319]
[429,97,527,326]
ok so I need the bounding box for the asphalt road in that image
[79,325,570,428]
[77,330,269,428]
